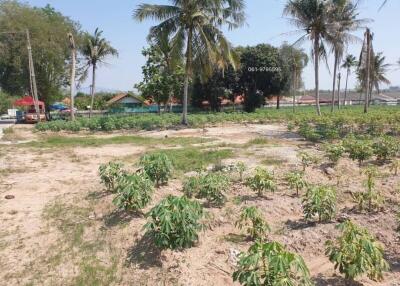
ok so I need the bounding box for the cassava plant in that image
[140,153,173,186]
[145,195,205,249]
[302,186,337,222]
[235,206,270,241]
[352,166,384,212]
[99,162,125,193]
[344,137,373,166]
[298,151,317,171]
[183,172,230,207]
[372,135,399,162]
[285,171,308,196]
[325,220,389,282]
[246,167,277,197]
[325,143,345,165]
[233,241,313,286]
[236,162,247,182]
[112,171,154,212]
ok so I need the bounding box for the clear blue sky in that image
[27,0,400,92]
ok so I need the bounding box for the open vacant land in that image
[0,121,399,286]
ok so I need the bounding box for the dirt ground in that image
[0,123,399,286]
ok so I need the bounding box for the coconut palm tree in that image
[284,0,332,116]
[81,28,118,117]
[327,0,367,112]
[370,52,391,102]
[342,54,356,106]
[134,0,245,125]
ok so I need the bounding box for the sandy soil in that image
[0,123,399,286]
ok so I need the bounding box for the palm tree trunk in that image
[344,68,350,106]
[314,36,321,116]
[70,45,76,121]
[182,28,193,125]
[292,69,296,113]
[89,64,96,118]
[331,53,338,112]
[364,31,371,114]
[276,95,280,109]
[337,72,341,110]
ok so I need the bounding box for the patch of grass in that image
[245,137,270,146]
[1,127,24,142]
[224,233,247,243]
[148,147,235,173]
[21,135,211,149]
[72,255,119,286]
[261,156,288,166]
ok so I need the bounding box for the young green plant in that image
[235,206,270,241]
[302,186,337,222]
[246,167,276,197]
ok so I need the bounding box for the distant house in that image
[106,93,144,108]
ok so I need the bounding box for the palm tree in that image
[327,0,367,112]
[81,28,118,117]
[134,0,245,125]
[341,54,356,106]
[284,0,332,116]
[370,52,391,103]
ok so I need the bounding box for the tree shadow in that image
[284,219,316,230]
[103,209,143,228]
[314,274,363,286]
[125,232,162,269]
[86,190,110,200]
[385,252,400,273]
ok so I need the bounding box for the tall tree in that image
[341,54,356,106]
[284,0,331,115]
[81,28,118,117]
[0,2,82,105]
[369,52,391,103]
[134,0,245,124]
[279,43,308,112]
[68,33,76,120]
[358,28,373,113]
[327,0,367,112]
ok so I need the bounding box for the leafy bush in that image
[235,206,270,241]
[233,241,313,286]
[246,167,276,197]
[344,137,373,166]
[144,195,205,249]
[352,167,384,212]
[99,162,125,193]
[140,153,173,186]
[182,172,230,207]
[325,220,389,282]
[298,151,317,171]
[325,143,345,165]
[236,162,247,182]
[302,186,337,222]
[112,172,154,212]
[298,122,321,142]
[372,136,399,161]
[285,171,308,196]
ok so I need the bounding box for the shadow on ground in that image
[314,274,363,286]
[103,209,143,228]
[125,232,162,269]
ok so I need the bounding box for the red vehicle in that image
[14,96,46,123]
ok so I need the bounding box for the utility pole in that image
[26,29,41,120]
[68,33,76,121]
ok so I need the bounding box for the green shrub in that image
[302,186,337,222]
[352,167,384,212]
[344,137,374,166]
[233,241,313,286]
[325,220,389,282]
[182,172,230,207]
[246,167,276,197]
[325,143,345,165]
[235,206,270,241]
[99,162,125,193]
[144,195,205,249]
[285,171,308,196]
[298,151,317,171]
[112,172,154,212]
[236,162,247,182]
[298,122,321,142]
[140,153,173,186]
[372,136,399,161]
